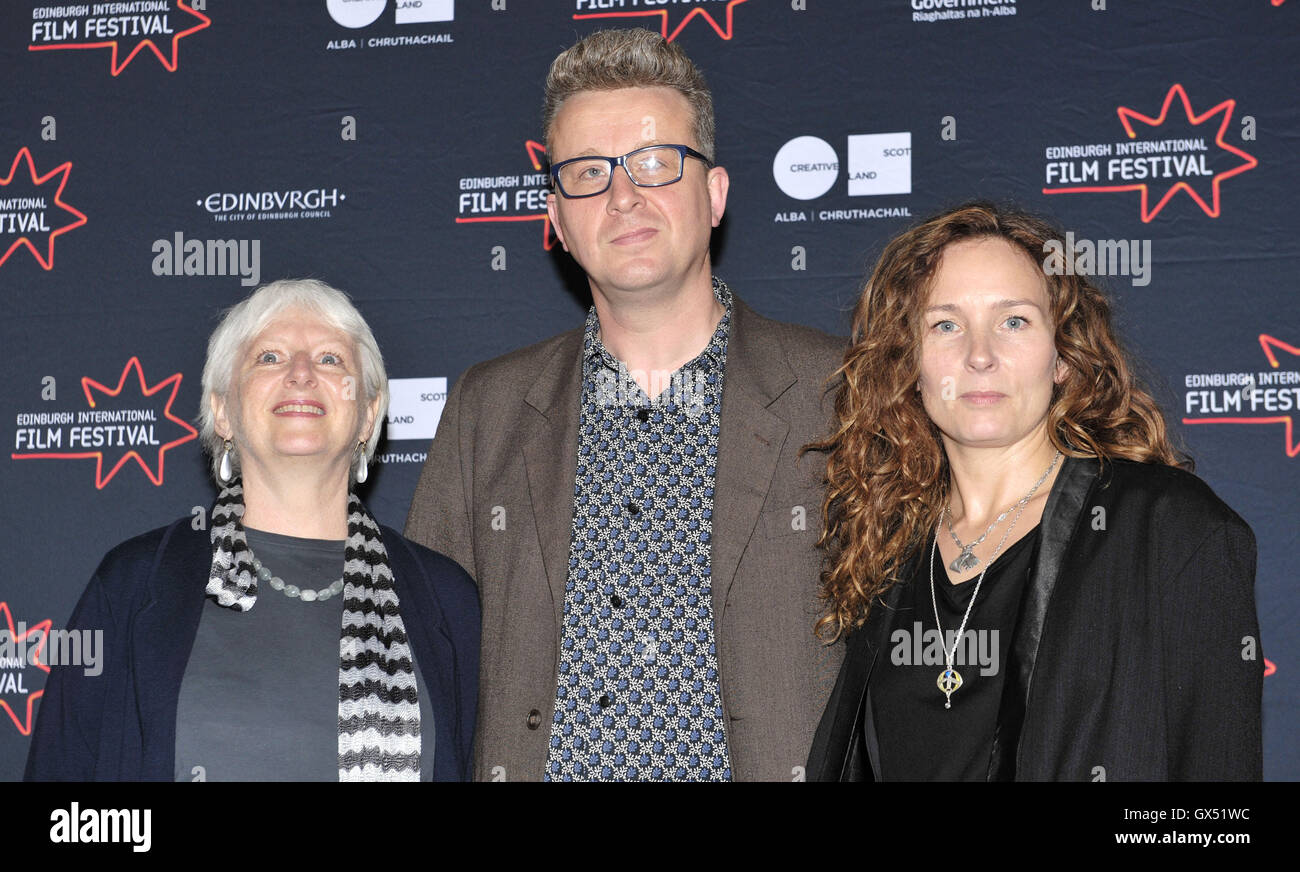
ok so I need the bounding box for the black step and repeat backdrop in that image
[0,0,1294,780]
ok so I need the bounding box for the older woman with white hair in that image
[26,279,479,781]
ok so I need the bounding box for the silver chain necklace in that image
[931,449,1062,709]
[944,449,1062,572]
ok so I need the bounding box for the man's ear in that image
[707,166,729,228]
[546,192,568,251]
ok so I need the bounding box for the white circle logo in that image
[772,136,839,201]
[327,0,387,29]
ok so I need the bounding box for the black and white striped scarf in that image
[205,481,420,781]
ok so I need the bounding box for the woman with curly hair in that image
[805,202,1262,781]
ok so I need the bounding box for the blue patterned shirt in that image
[544,278,734,781]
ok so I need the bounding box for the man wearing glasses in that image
[406,28,844,781]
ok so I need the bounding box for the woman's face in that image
[212,308,376,479]
[917,237,1067,453]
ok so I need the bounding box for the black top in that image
[174,528,436,781]
[807,458,1261,782]
[872,524,1040,781]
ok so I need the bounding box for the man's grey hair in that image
[198,278,389,485]
[543,28,716,163]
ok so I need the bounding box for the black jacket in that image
[25,518,481,781]
[806,456,1263,781]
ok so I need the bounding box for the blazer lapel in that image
[522,332,584,626]
[711,298,794,622]
[987,454,1098,780]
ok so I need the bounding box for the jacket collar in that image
[517,293,801,627]
[711,297,797,620]
[986,453,1100,779]
[522,330,585,626]
[810,453,1102,781]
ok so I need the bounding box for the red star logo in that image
[11,357,199,488]
[575,0,749,42]
[1183,334,1300,458]
[28,1,211,76]
[455,140,560,251]
[1044,84,1258,222]
[0,148,88,271]
[0,602,51,736]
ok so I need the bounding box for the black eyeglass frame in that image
[549,144,714,199]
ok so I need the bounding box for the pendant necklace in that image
[945,449,1060,574]
[932,450,1061,708]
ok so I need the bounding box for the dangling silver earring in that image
[218,439,233,484]
[354,441,368,484]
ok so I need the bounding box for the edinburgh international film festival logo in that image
[572,0,750,42]
[456,139,558,251]
[0,602,50,736]
[1183,334,1300,460]
[0,599,111,737]
[10,357,198,489]
[28,2,211,76]
[0,147,87,270]
[1042,83,1257,222]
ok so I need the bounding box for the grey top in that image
[175,527,435,781]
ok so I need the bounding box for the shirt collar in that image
[583,276,733,374]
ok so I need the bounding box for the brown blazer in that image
[405,294,846,781]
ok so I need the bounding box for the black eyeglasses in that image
[549,145,713,199]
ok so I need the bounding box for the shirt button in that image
[599,695,611,708]
[612,595,624,608]
[526,709,542,730]
[627,502,641,515]
[636,408,650,422]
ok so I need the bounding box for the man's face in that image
[546,86,728,301]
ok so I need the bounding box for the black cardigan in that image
[807,456,1263,781]
[25,517,481,781]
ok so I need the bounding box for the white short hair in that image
[198,279,389,485]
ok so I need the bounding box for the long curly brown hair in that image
[810,201,1186,641]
